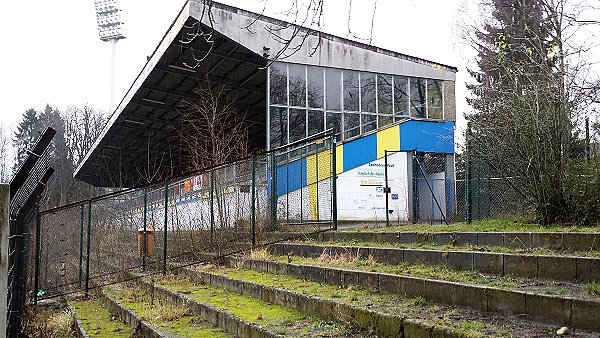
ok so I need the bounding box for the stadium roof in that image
[75,0,457,187]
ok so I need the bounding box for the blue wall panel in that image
[343,134,377,172]
[276,158,307,196]
[400,121,454,153]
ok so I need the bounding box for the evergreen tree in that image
[12,108,43,172]
[465,0,574,224]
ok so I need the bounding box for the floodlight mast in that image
[94,0,126,115]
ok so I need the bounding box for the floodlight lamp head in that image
[94,0,126,41]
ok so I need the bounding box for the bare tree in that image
[179,86,251,170]
[461,0,600,224]
[0,123,12,183]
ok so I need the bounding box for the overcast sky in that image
[0,0,490,143]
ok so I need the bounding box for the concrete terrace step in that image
[102,284,232,337]
[179,263,575,337]
[135,276,368,337]
[322,231,600,251]
[230,256,600,333]
[271,242,600,282]
[69,298,135,337]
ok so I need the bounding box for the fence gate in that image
[384,151,454,225]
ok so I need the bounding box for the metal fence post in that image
[412,150,418,224]
[33,210,41,305]
[210,171,215,244]
[163,179,168,275]
[331,140,338,230]
[465,125,473,224]
[300,148,303,223]
[142,189,148,272]
[384,150,390,227]
[78,204,84,287]
[316,146,320,222]
[84,200,92,293]
[270,153,277,228]
[251,155,256,247]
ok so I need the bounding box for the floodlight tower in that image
[94,0,126,115]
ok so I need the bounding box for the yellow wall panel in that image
[377,125,400,159]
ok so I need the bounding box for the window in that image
[326,111,342,141]
[270,106,288,147]
[289,108,307,142]
[344,112,360,139]
[288,64,306,107]
[307,66,324,109]
[410,78,426,118]
[427,80,443,119]
[269,63,287,105]
[362,114,377,134]
[308,110,324,136]
[393,76,409,117]
[343,70,359,111]
[378,74,393,128]
[360,72,376,113]
[325,68,341,111]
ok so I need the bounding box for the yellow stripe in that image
[336,144,343,174]
[376,125,400,159]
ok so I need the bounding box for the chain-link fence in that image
[382,150,524,225]
[34,135,336,300]
[455,157,525,222]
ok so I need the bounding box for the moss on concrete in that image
[104,284,230,338]
[268,253,519,289]
[198,266,515,337]
[70,299,132,338]
[154,276,358,337]
[340,218,600,233]
[299,239,600,258]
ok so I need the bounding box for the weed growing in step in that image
[22,306,73,338]
[544,288,567,296]
[342,217,599,233]
[410,296,427,306]
[584,281,600,296]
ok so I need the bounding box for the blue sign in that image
[391,194,398,200]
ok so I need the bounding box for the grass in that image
[70,299,133,338]
[194,265,516,337]
[584,281,600,297]
[104,284,231,338]
[341,217,600,233]
[22,305,74,338]
[291,251,521,289]
[297,239,600,258]
[152,275,359,337]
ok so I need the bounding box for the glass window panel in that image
[378,74,392,115]
[410,78,426,118]
[307,66,324,108]
[325,68,341,111]
[288,64,306,107]
[394,76,409,116]
[269,106,288,148]
[361,72,376,113]
[343,70,359,111]
[427,80,443,119]
[289,108,307,142]
[344,112,360,139]
[326,111,342,141]
[308,110,324,136]
[379,114,393,129]
[362,113,377,134]
[269,63,287,105]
